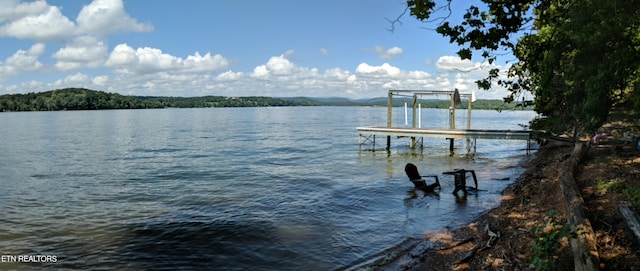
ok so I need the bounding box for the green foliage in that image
[409,0,533,63]
[521,0,640,138]
[608,182,626,194]
[623,187,640,211]
[633,88,640,111]
[405,0,640,139]
[0,88,313,112]
[0,88,149,111]
[407,0,436,19]
[530,212,573,271]
[608,181,640,210]
[594,179,609,191]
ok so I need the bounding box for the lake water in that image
[0,106,536,271]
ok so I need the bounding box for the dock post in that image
[449,138,454,152]
[467,98,472,129]
[449,93,456,129]
[418,104,422,128]
[404,102,408,127]
[387,91,393,150]
[446,137,455,153]
[411,94,417,129]
[410,94,418,148]
[387,91,393,128]
[449,93,456,153]
[387,136,391,150]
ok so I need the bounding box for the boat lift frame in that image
[357,89,533,154]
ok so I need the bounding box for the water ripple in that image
[0,107,537,270]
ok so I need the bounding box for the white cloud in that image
[0,43,45,80]
[436,55,477,71]
[0,49,513,99]
[374,46,403,60]
[2,79,43,93]
[50,72,93,88]
[92,75,109,85]
[324,68,352,80]
[104,43,136,67]
[184,52,229,72]
[61,73,89,84]
[52,36,108,71]
[0,0,151,41]
[319,48,329,56]
[216,71,243,81]
[105,44,229,75]
[135,47,179,72]
[265,55,295,76]
[356,63,401,78]
[406,70,432,80]
[76,0,152,35]
[347,74,357,83]
[251,53,296,79]
[0,0,49,22]
[251,65,270,80]
[0,5,75,41]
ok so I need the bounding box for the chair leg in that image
[453,173,467,194]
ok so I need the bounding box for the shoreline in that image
[339,147,543,271]
[408,142,574,270]
[387,125,640,270]
[408,144,558,271]
[339,142,571,271]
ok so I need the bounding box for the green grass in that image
[606,181,640,210]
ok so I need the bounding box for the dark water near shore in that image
[0,106,536,270]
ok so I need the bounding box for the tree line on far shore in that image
[0,88,312,112]
[0,88,525,112]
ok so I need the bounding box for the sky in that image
[0,0,518,99]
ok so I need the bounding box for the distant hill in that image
[0,88,312,112]
[0,88,530,112]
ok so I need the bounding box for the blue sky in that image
[0,0,515,99]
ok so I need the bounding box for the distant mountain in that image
[279,96,355,105]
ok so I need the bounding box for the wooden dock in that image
[357,89,535,154]
[357,126,534,153]
[357,126,532,140]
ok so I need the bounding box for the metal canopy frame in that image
[386,89,474,131]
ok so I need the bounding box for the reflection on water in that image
[0,107,537,270]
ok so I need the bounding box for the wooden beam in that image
[356,126,532,140]
[559,142,600,271]
[387,91,393,128]
[619,204,640,246]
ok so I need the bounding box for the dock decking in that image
[357,126,532,140]
[357,126,534,153]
